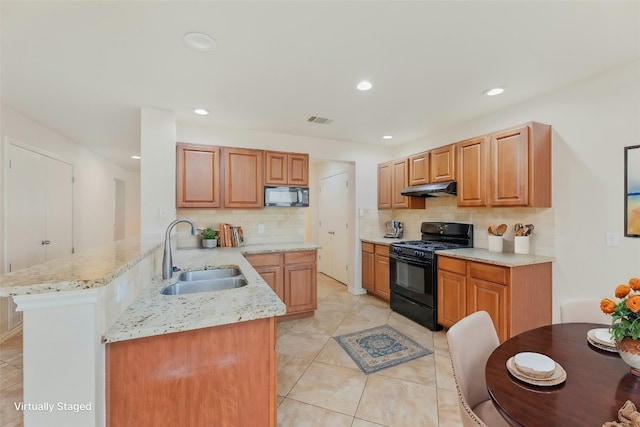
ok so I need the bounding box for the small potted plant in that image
[201,227,218,248]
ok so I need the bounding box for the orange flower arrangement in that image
[601,277,640,342]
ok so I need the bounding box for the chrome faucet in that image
[162,218,199,280]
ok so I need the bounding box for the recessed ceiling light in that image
[193,108,209,116]
[183,32,216,51]
[382,135,393,140]
[483,87,506,96]
[131,155,141,160]
[357,80,373,91]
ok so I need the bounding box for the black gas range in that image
[389,222,473,330]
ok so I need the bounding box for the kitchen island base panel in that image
[107,317,277,427]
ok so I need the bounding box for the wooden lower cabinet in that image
[438,255,551,342]
[246,250,317,318]
[361,242,390,301]
[106,317,277,427]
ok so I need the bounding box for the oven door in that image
[389,253,434,307]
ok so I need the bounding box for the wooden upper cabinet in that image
[489,122,551,207]
[408,152,430,186]
[378,159,425,210]
[288,153,309,186]
[176,143,220,208]
[377,161,392,209]
[457,136,489,207]
[392,159,410,208]
[430,144,456,183]
[223,147,264,208]
[264,151,309,187]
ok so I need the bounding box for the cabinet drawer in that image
[284,250,317,265]
[245,253,282,267]
[438,256,466,274]
[362,242,375,253]
[468,261,509,285]
[374,245,390,256]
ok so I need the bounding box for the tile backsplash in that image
[176,208,307,247]
[359,197,555,257]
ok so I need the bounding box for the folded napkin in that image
[603,400,640,427]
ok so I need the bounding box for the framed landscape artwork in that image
[625,144,640,237]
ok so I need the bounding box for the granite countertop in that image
[103,242,319,343]
[0,234,165,297]
[436,248,555,267]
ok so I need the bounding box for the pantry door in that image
[318,172,349,285]
[4,140,73,331]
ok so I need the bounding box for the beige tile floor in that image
[276,274,463,427]
[0,329,23,427]
[0,273,463,427]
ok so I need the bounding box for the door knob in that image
[41,240,51,245]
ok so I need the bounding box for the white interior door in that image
[4,141,73,332]
[319,172,350,284]
[45,156,74,260]
[7,143,47,271]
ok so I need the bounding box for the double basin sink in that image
[161,267,247,296]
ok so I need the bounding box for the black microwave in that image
[264,186,309,207]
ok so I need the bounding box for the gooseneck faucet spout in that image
[162,218,199,280]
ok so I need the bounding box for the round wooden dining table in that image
[485,323,640,427]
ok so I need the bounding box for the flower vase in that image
[616,337,640,377]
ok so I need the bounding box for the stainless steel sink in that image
[161,268,247,296]
[178,268,241,282]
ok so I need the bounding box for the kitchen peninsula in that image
[0,235,317,427]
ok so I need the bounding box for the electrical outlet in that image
[606,232,619,247]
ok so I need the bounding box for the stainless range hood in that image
[400,181,457,197]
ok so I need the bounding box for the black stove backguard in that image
[389,222,473,331]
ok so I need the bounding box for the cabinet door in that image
[288,153,309,186]
[176,143,220,208]
[430,144,456,183]
[362,249,375,293]
[457,136,489,207]
[408,152,430,186]
[255,265,284,302]
[284,262,317,314]
[377,162,392,209]
[264,151,288,185]
[466,278,508,342]
[437,270,467,328]
[489,126,529,206]
[391,158,410,208]
[223,148,264,208]
[374,246,390,301]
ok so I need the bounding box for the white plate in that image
[513,352,556,378]
[594,329,614,345]
[506,357,566,386]
[587,328,616,348]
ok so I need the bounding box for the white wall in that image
[392,60,640,320]
[0,105,141,273]
[140,108,176,234]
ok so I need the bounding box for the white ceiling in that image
[2,1,639,172]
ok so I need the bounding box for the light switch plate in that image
[606,232,619,247]
[257,224,265,233]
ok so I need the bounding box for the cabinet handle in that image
[41,240,51,245]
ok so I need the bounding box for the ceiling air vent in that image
[307,116,334,125]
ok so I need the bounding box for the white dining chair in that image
[447,311,511,427]
[560,298,611,324]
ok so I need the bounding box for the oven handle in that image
[389,252,432,267]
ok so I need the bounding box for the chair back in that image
[560,298,610,324]
[448,311,500,427]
